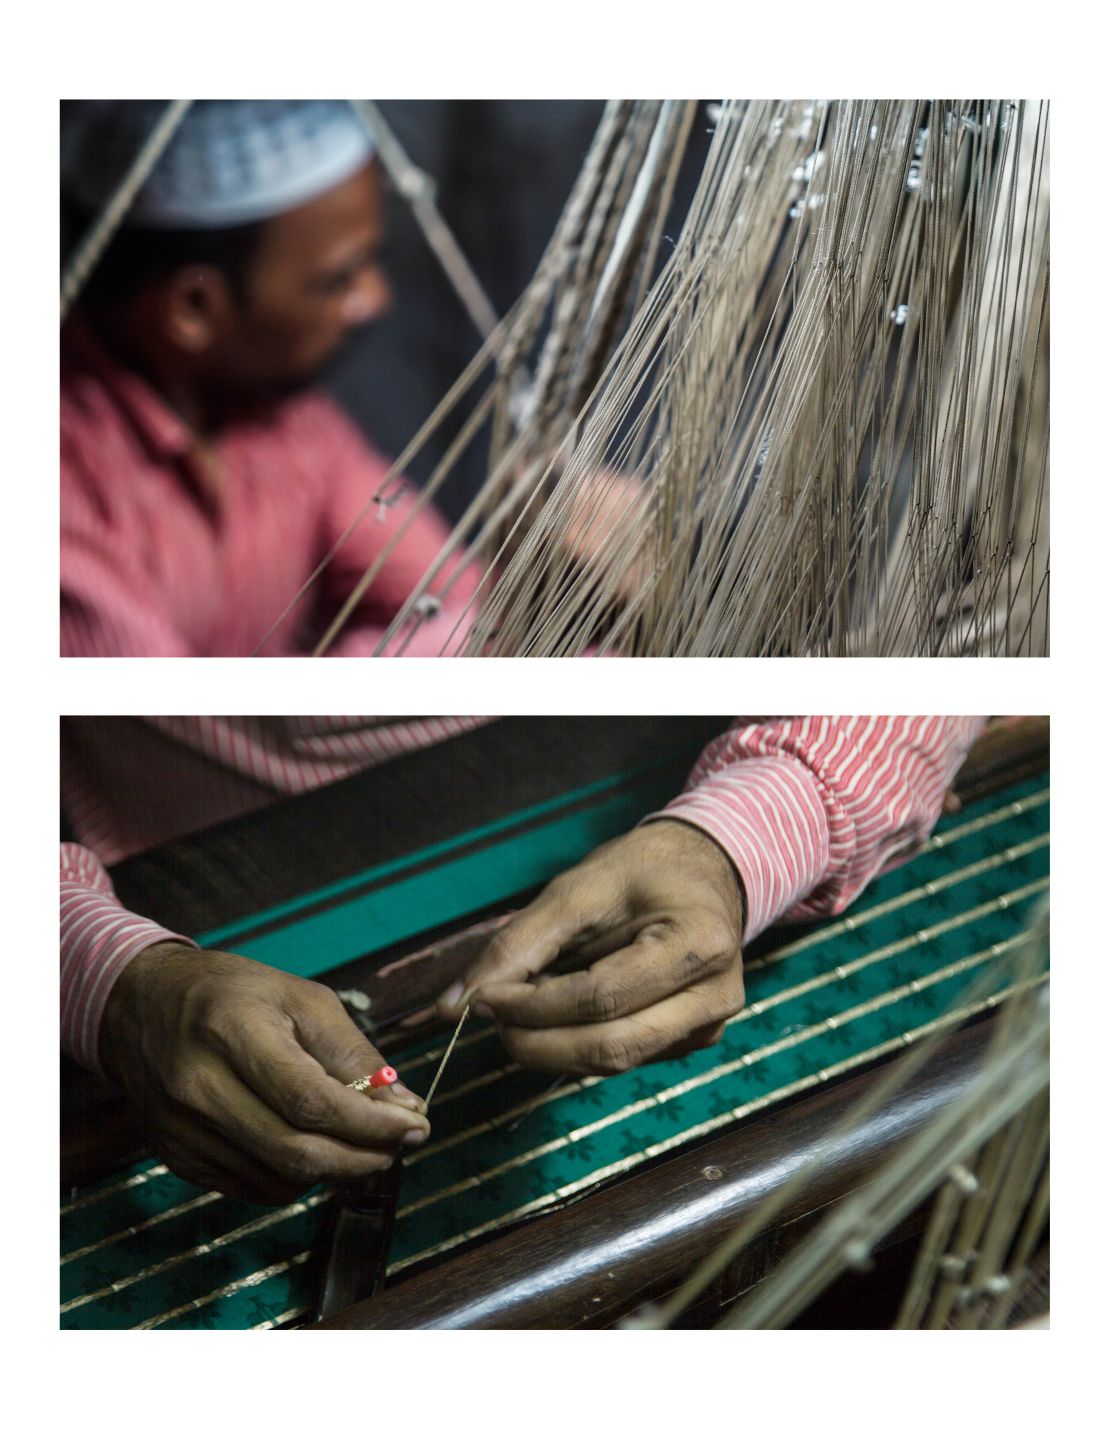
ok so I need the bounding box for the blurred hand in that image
[99,944,429,1204]
[508,459,648,607]
[562,468,648,603]
[437,820,745,1074]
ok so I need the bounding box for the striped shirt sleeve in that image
[653,717,985,942]
[61,843,196,1072]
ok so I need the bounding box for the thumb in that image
[436,889,590,1018]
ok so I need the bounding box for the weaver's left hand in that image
[437,820,745,1074]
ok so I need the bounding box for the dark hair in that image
[61,197,265,307]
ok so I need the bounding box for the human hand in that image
[437,820,745,1074]
[561,468,648,603]
[506,459,647,608]
[99,944,429,1203]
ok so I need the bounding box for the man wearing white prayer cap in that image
[60,100,483,656]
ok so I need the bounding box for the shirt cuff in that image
[645,755,832,943]
[61,883,196,1074]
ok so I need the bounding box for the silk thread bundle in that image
[324,100,1049,659]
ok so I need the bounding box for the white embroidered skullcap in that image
[60,100,376,229]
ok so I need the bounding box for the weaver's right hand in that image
[98,943,429,1204]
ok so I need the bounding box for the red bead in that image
[369,1065,398,1088]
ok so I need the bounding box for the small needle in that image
[424,1004,470,1107]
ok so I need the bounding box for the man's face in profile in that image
[213,162,391,400]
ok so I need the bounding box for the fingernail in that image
[440,981,464,1008]
[472,1001,493,1019]
[402,1128,428,1147]
[387,1083,426,1110]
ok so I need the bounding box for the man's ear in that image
[160,266,238,355]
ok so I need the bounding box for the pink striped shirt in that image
[61,717,983,1072]
[656,716,984,937]
[60,322,481,657]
